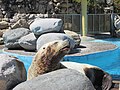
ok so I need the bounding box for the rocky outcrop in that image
[64,30,81,47]
[1,17,80,51]
[36,33,75,51]
[30,18,64,36]
[0,0,81,18]
[13,69,95,90]
[0,54,27,90]
[3,28,30,49]
[19,33,36,51]
[0,0,82,41]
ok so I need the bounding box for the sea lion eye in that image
[54,42,58,44]
[43,47,45,49]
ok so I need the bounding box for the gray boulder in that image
[3,28,30,49]
[19,33,37,51]
[0,54,27,90]
[36,33,75,51]
[13,69,95,90]
[29,18,64,36]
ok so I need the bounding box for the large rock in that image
[18,33,37,51]
[30,18,64,36]
[0,21,9,29]
[3,28,30,49]
[64,30,81,47]
[36,33,75,51]
[0,54,27,90]
[13,69,95,90]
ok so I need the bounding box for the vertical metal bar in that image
[64,14,65,30]
[80,15,82,34]
[93,14,94,34]
[72,14,73,31]
[79,14,81,34]
[99,14,100,33]
[87,14,89,34]
[105,14,106,32]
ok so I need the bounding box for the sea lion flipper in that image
[102,73,112,90]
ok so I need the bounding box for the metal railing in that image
[88,14,111,34]
[49,14,111,35]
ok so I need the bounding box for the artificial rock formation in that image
[30,18,64,36]
[0,0,81,18]
[3,28,30,49]
[0,54,27,90]
[36,33,75,51]
[13,69,95,90]
[18,33,37,51]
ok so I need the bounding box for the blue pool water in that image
[2,38,120,80]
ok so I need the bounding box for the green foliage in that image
[72,0,120,13]
[113,0,120,13]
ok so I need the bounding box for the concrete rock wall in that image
[0,0,81,18]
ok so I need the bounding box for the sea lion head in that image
[35,40,70,71]
[27,40,71,80]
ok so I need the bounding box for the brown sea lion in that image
[27,40,70,80]
[27,39,112,90]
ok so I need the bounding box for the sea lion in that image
[27,39,112,90]
[60,62,112,90]
[27,40,70,80]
